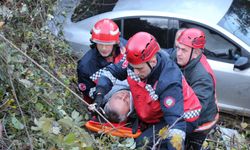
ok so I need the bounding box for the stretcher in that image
[85,120,142,138]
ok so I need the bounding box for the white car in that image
[63,0,250,116]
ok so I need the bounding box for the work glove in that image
[88,93,105,118]
[94,93,104,110]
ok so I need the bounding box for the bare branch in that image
[8,69,34,150]
[152,115,184,150]
[0,34,114,128]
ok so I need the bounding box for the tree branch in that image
[0,34,114,128]
[152,115,184,150]
[8,71,34,150]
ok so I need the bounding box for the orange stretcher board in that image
[85,120,142,138]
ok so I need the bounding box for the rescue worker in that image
[77,18,126,104]
[168,28,219,149]
[93,32,202,149]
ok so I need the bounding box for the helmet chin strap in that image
[141,62,153,81]
[146,62,153,71]
[187,48,194,65]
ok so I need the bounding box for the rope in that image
[0,34,114,128]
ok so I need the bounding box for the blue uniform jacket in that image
[96,51,186,134]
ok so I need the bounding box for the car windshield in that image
[218,0,250,46]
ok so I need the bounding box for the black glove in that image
[132,117,139,134]
[94,93,104,109]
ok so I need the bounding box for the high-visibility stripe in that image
[183,109,201,119]
[102,69,117,84]
[194,113,219,132]
[90,68,106,82]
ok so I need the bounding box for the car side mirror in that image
[234,56,249,70]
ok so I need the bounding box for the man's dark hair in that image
[104,102,126,123]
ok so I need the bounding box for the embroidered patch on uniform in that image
[122,60,128,69]
[79,83,86,91]
[164,96,175,108]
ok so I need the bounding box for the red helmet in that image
[126,32,160,65]
[177,28,206,49]
[91,18,120,45]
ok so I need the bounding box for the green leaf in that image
[71,110,80,120]
[21,43,28,50]
[71,110,83,125]
[54,134,64,146]
[7,65,15,75]
[34,118,39,126]
[124,138,135,147]
[20,3,28,13]
[64,132,76,145]
[0,6,13,19]
[58,116,74,129]
[18,79,33,88]
[85,147,94,150]
[84,114,89,120]
[36,116,53,133]
[57,106,67,116]
[35,103,44,111]
[31,126,40,131]
[49,92,58,100]
[41,121,52,133]
[51,126,60,135]
[47,14,54,21]
[11,116,24,130]
[11,55,26,63]
[118,138,136,149]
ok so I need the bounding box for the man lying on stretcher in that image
[85,80,142,138]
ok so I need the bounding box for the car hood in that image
[113,0,233,25]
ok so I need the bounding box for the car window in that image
[121,17,179,49]
[115,17,243,64]
[72,0,118,22]
[218,0,250,46]
[181,22,240,63]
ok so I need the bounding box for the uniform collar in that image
[127,92,134,117]
[181,54,202,71]
[147,52,163,80]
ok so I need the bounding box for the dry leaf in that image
[158,126,169,139]
[202,141,209,149]
[0,21,5,29]
[170,134,183,150]
[240,122,248,129]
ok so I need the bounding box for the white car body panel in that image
[114,0,233,25]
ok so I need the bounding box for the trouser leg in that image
[185,131,207,150]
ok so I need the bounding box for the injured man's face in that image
[104,90,132,123]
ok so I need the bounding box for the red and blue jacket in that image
[167,48,219,132]
[95,51,187,139]
[77,45,125,104]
